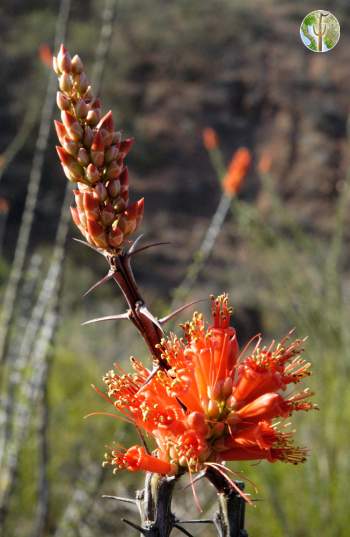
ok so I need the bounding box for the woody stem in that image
[135,473,177,537]
[109,253,167,367]
[206,468,248,537]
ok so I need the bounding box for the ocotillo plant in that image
[313,11,329,52]
[53,45,317,537]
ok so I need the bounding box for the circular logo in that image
[300,10,340,52]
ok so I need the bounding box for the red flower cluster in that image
[53,45,144,252]
[100,295,316,476]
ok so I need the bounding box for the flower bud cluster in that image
[53,45,144,252]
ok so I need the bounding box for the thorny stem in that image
[103,251,248,536]
[108,253,167,368]
[206,468,248,537]
[134,473,177,537]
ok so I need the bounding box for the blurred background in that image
[1,0,350,535]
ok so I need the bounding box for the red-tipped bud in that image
[95,182,108,202]
[54,120,68,145]
[107,179,120,198]
[101,204,115,226]
[87,220,108,249]
[97,110,114,132]
[104,145,119,164]
[83,126,93,148]
[118,215,136,236]
[75,99,88,119]
[56,147,83,180]
[59,73,73,93]
[57,44,72,73]
[74,72,89,94]
[119,138,134,157]
[71,54,84,74]
[91,131,104,167]
[108,227,124,248]
[106,161,122,180]
[56,91,70,110]
[86,163,100,184]
[77,147,90,167]
[62,138,79,157]
[113,199,126,213]
[86,110,99,127]
[83,192,100,221]
[61,111,83,141]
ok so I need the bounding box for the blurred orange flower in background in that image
[202,127,219,151]
[222,147,251,196]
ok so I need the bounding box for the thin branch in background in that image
[171,193,232,307]
[0,253,43,468]
[53,464,105,537]
[0,0,72,367]
[0,187,71,530]
[91,0,119,95]
[0,102,40,185]
[0,302,59,529]
[171,144,251,308]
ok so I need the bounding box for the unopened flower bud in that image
[56,91,70,110]
[75,99,88,119]
[118,216,136,236]
[91,131,104,167]
[222,377,233,399]
[57,44,72,73]
[75,72,89,94]
[104,145,119,164]
[106,160,122,180]
[87,220,108,249]
[207,399,220,419]
[101,204,115,226]
[107,179,120,198]
[86,109,99,127]
[187,412,209,436]
[86,163,100,184]
[83,126,93,147]
[95,182,108,202]
[62,138,79,157]
[113,199,126,213]
[59,73,73,93]
[71,54,84,74]
[77,147,90,167]
[61,111,83,141]
[108,227,124,248]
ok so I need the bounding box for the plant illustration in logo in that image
[300,10,340,52]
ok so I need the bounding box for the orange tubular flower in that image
[100,295,316,477]
[222,147,251,196]
[202,127,219,151]
[53,45,144,254]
